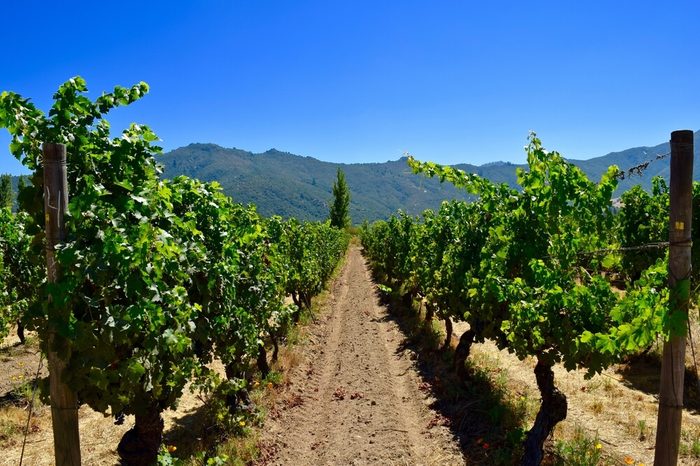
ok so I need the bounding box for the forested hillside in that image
[157,132,700,222]
[6,131,699,222]
[158,144,471,222]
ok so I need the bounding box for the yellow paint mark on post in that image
[675,221,685,231]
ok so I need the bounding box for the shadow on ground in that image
[617,352,700,413]
[162,401,218,459]
[371,287,529,465]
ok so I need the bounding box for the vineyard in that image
[0,79,348,466]
[0,78,697,466]
[360,134,698,465]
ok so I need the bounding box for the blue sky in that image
[1,0,698,174]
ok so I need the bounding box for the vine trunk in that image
[521,358,567,466]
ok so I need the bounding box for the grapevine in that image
[0,77,348,466]
[362,134,670,464]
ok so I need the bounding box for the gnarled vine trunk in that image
[453,328,476,379]
[442,317,453,351]
[521,358,567,466]
[257,343,270,378]
[117,406,164,466]
[291,292,302,322]
[424,302,435,324]
[224,364,255,413]
[16,320,25,344]
[271,335,280,362]
[302,292,312,310]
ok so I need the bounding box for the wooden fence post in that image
[654,130,694,466]
[43,142,81,465]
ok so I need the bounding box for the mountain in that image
[7,131,699,222]
[157,132,700,222]
[158,144,471,222]
[570,132,700,193]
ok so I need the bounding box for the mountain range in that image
[156,131,700,222]
[7,131,699,222]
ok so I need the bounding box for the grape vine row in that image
[360,134,688,464]
[0,77,348,466]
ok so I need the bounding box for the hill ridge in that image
[156,131,700,222]
[7,132,699,221]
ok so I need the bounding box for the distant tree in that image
[0,174,11,209]
[16,176,27,211]
[329,168,350,229]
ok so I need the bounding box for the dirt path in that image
[258,245,465,466]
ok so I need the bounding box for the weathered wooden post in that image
[654,130,694,466]
[43,142,82,465]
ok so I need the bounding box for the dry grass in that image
[0,406,27,448]
[435,311,700,465]
[0,399,50,455]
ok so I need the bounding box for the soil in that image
[0,340,220,465]
[257,245,465,465]
[0,333,47,397]
[0,378,208,466]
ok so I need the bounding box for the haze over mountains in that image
[156,131,700,222]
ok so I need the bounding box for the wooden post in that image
[43,143,82,466]
[654,130,694,466]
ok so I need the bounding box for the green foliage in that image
[0,174,11,209]
[553,427,604,466]
[360,213,414,289]
[616,178,700,289]
[329,168,350,228]
[362,133,672,460]
[281,219,348,311]
[0,77,218,419]
[0,208,37,340]
[0,77,349,462]
[615,179,668,281]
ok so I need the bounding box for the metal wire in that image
[575,241,670,257]
[614,151,671,180]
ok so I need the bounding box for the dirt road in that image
[258,246,465,465]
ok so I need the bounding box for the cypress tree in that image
[0,174,12,209]
[329,168,350,229]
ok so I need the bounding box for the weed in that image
[602,376,615,393]
[692,438,700,457]
[683,429,700,458]
[262,370,283,387]
[157,446,234,466]
[585,378,602,393]
[637,419,647,441]
[553,426,604,466]
[10,379,44,410]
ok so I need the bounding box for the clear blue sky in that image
[1,0,698,174]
